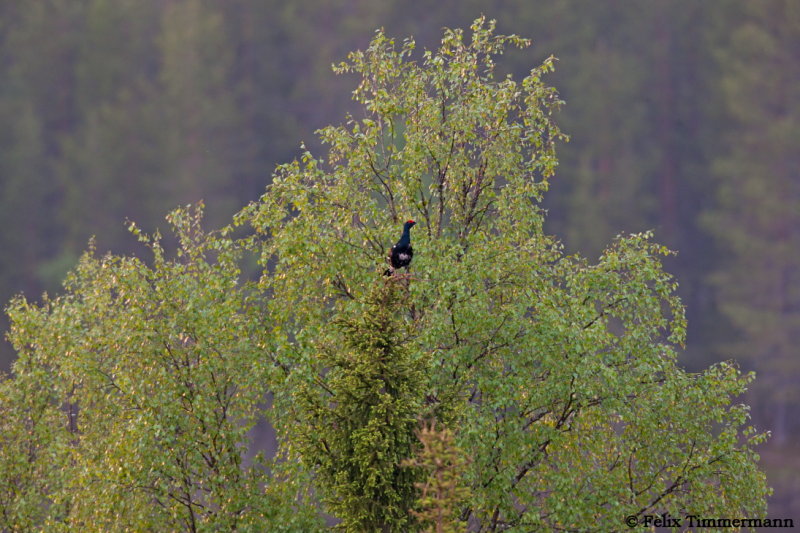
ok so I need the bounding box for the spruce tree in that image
[297,280,426,531]
[704,0,800,444]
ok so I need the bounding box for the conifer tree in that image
[158,0,250,224]
[705,0,800,444]
[296,280,426,531]
[403,422,470,533]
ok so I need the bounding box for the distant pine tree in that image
[704,0,800,444]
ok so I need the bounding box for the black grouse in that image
[385,220,416,275]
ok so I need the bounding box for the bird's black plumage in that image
[385,220,416,275]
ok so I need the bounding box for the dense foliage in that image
[235,19,768,530]
[3,205,321,531]
[295,281,426,531]
[1,1,798,466]
[0,13,779,532]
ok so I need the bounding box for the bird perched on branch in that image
[384,220,416,276]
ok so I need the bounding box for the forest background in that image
[0,0,797,518]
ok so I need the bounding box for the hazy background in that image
[1,0,797,518]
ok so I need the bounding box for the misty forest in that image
[0,1,798,530]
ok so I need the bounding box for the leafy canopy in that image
[235,16,769,531]
[2,17,769,532]
[3,205,321,532]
